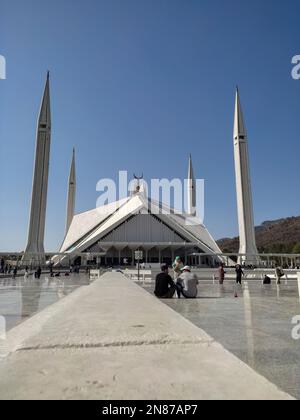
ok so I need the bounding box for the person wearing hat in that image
[154,264,176,299]
[172,256,184,282]
[176,266,199,299]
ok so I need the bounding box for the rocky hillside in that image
[217,216,300,254]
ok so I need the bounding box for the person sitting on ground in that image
[263,274,271,285]
[176,266,199,299]
[154,264,176,299]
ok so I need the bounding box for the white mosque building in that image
[58,166,224,268]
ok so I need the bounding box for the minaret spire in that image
[233,87,258,264]
[23,72,51,265]
[187,154,196,216]
[234,86,247,139]
[66,148,76,233]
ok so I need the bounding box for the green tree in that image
[292,243,300,254]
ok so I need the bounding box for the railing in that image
[187,252,300,269]
[122,270,153,284]
[0,251,107,272]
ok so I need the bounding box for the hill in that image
[217,216,300,254]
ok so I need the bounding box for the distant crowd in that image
[0,256,291,292]
[0,257,84,280]
[154,257,289,300]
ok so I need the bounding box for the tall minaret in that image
[65,148,76,234]
[187,154,196,216]
[233,87,258,264]
[24,72,51,264]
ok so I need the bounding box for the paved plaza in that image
[0,273,299,399]
[0,274,90,331]
[144,279,300,399]
[0,273,292,400]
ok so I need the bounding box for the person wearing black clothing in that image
[36,266,42,279]
[235,264,244,285]
[154,265,176,299]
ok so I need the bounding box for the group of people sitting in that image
[154,257,199,299]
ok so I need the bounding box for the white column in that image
[23,72,51,265]
[187,154,196,216]
[66,148,76,234]
[233,88,258,265]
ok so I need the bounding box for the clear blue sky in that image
[0,0,299,251]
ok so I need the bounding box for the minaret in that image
[187,154,196,216]
[23,72,51,264]
[66,148,76,234]
[233,87,258,264]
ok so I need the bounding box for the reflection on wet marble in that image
[144,280,300,400]
[1,274,300,399]
[0,274,90,331]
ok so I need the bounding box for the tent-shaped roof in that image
[59,193,222,256]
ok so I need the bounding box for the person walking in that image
[235,264,244,285]
[218,263,226,285]
[36,266,42,280]
[0,258,4,273]
[275,265,284,285]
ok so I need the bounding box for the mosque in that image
[22,74,258,267]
